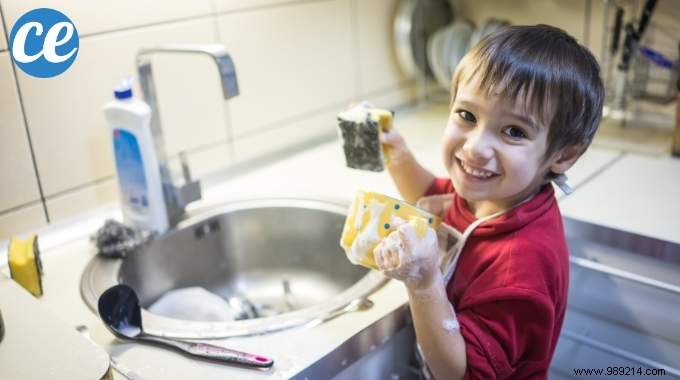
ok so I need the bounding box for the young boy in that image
[372,25,604,379]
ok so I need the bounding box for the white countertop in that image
[0,273,110,379]
[559,153,680,245]
[2,103,679,379]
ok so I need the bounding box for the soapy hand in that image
[373,219,439,290]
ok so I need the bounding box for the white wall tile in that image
[45,179,117,223]
[588,0,605,63]
[0,7,7,51]
[361,82,417,111]
[17,19,217,197]
[456,0,588,44]
[168,142,233,180]
[214,0,297,13]
[0,52,42,211]
[232,108,337,163]
[0,204,46,241]
[216,0,357,138]
[151,53,230,157]
[43,144,233,224]
[2,0,213,36]
[354,0,410,97]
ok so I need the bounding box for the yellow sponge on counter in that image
[8,235,43,297]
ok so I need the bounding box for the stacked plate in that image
[428,20,473,91]
[469,18,511,49]
[394,0,453,79]
[427,18,510,90]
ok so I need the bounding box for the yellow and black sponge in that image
[8,235,43,297]
[337,104,393,172]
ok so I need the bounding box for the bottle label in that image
[113,129,149,212]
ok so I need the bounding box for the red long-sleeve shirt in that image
[425,178,569,379]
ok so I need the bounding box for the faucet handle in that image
[179,151,192,183]
[175,152,202,209]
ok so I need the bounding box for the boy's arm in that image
[373,223,466,379]
[375,224,562,379]
[408,273,467,380]
[381,129,435,204]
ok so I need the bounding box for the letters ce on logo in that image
[9,8,79,78]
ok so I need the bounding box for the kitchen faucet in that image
[136,44,239,228]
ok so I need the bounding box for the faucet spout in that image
[137,44,239,99]
[135,44,239,229]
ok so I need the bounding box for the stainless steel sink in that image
[80,198,386,339]
[550,217,680,379]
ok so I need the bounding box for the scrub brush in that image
[92,219,153,259]
[337,103,393,172]
[7,235,43,297]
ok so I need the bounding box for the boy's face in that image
[442,77,560,213]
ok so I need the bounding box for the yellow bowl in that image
[340,190,441,270]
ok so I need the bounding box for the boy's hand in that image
[380,128,412,166]
[373,221,440,290]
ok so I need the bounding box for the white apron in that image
[416,194,504,283]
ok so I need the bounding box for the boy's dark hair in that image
[451,24,604,159]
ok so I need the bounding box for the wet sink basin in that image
[80,198,385,339]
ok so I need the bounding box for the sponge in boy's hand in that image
[340,190,441,270]
[7,235,43,297]
[337,103,393,172]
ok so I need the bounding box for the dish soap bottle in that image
[103,79,169,234]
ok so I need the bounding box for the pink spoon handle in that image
[188,342,274,368]
[142,334,274,368]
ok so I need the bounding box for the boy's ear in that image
[549,145,582,174]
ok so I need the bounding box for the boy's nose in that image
[462,128,494,161]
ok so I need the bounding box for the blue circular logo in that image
[9,8,79,78]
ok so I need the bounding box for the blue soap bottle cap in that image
[113,78,133,100]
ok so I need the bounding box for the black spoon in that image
[97,284,274,369]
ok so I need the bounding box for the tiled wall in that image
[6,1,671,241]
[0,0,415,240]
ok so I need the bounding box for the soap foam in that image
[375,219,437,287]
[442,319,460,335]
[348,199,386,265]
[442,303,460,335]
[337,103,371,124]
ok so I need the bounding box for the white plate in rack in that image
[428,26,451,90]
[468,18,510,50]
[445,20,474,82]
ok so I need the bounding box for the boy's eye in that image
[456,110,476,123]
[503,126,527,139]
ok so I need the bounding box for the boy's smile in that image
[442,77,558,218]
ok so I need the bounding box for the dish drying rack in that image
[601,0,679,128]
